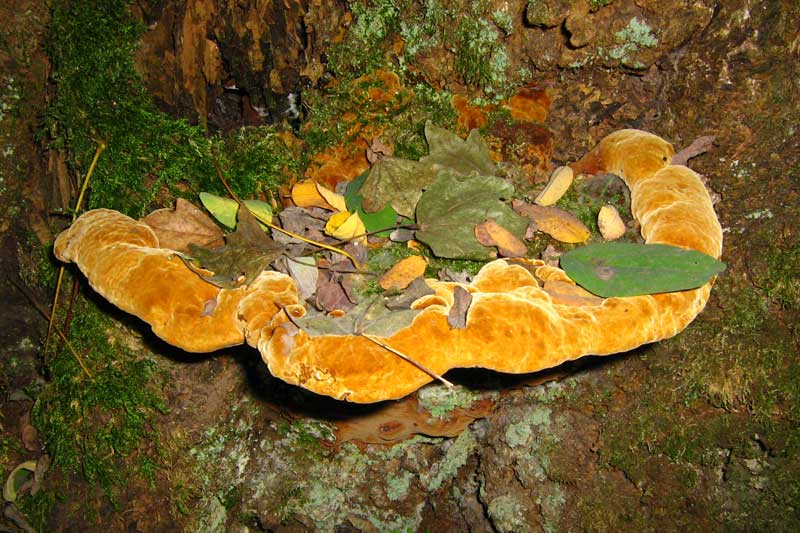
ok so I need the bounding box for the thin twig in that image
[44,141,106,359]
[279,304,453,388]
[9,275,93,379]
[361,333,454,388]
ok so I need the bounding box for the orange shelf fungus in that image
[55,130,723,403]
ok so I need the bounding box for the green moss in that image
[214,126,302,199]
[44,0,221,217]
[327,0,401,77]
[31,298,168,505]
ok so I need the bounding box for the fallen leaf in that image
[672,135,716,166]
[359,122,496,218]
[474,219,528,258]
[535,166,574,206]
[325,211,367,242]
[543,280,604,306]
[296,295,421,337]
[416,172,528,260]
[379,255,428,290]
[291,180,345,211]
[421,121,496,176]
[315,269,354,312]
[366,137,393,164]
[597,205,626,241]
[20,412,39,452]
[285,256,319,302]
[344,171,399,237]
[3,461,37,502]
[512,200,590,243]
[385,277,435,309]
[198,192,273,228]
[140,198,224,252]
[560,242,726,297]
[447,286,472,329]
[360,157,439,218]
[187,204,285,289]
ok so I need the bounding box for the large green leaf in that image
[358,122,495,218]
[359,158,438,218]
[421,122,495,176]
[415,172,528,260]
[344,171,399,237]
[199,192,273,229]
[560,242,726,297]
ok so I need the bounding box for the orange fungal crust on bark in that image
[54,130,723,402]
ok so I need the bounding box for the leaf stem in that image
[44,141,106,365]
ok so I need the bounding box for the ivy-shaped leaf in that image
[187,204,284,289]
[359,122,495,218]
[415,172,528,260]
[421,121,496,176]
[295,295,421,337]
[560,242,726,297]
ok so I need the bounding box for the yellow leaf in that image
[513,201,590,243]
[292,180,346,211]
[598,205,626,241]
[474,219,527,258]
[325,211,366,242]
[379,255,428,290]
[316,183,347,212]
[535,166,573,206]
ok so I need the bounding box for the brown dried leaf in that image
[447,286,473,329]
[512,200,590,243]
[140,198,224,252]
[366,137,393,164]
[474,219,528,258]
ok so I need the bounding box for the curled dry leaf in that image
[325,211,366,243]
[291,180,346,211]
[474,219,528,258]
[379,255,427,291]
[366,137,393,164]
[447,286,473,329]
[140,198,224,252]
[535,165,573,206]
[512,200,590,243]
[598,205,626,240]
[672,135,716,166]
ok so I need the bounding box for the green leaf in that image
[560,242,727,297]
[199,192,273,229]
[421,121,496,176]
[360,158,439,218]
[187,203,284,289]
[415,172,528,260]
[344,171,399,237]
[295,295,421,337]
[358,122,495,218]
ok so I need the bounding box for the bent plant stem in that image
[211,150,362,269]
[361,333,454,388]
[44,141,107,365]
[9,273,93,379]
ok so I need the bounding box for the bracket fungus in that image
[54,130,723,403]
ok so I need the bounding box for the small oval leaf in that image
[560,242,726,297]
